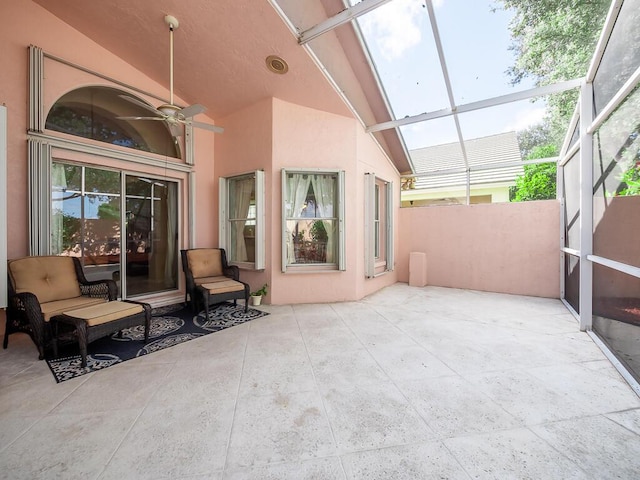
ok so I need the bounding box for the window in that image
[46,86,180,158]
[219,171,265,269]
[282,169,345,271]
[51,162,179,296]
[365,173,394,277]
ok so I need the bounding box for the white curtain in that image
[50,163,67,254]
[164,183,177,283]
[310,174,335,263]
[286,173,312,263]
[232,177,254,262]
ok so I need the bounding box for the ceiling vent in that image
[266,55,289,74]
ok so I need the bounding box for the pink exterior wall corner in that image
[216,98,274,300]
[267,99,401,305]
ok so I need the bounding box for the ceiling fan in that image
[118,15,224,137]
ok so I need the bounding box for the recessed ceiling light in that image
[266,55,289,74]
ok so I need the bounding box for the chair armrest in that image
[79,279,118,301]
[9,291,43,319]
[8,291,49,353]
[223,265,240,281]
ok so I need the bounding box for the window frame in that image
[365,173,394,278]
[281,168,345,272]
[219,170,265,270]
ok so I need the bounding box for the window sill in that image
[231,261,262,271]
[284,264,340,273]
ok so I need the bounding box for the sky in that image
[355,0,548,151]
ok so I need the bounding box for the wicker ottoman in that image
[197,279,249,319]
[52,300,151,367]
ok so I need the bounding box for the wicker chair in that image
[181,248,249,314]
[5,256,117,360]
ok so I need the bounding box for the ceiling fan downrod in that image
[164,15,179,107]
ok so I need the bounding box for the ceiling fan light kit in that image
[117,14,223,136]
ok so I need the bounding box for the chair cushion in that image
[194,275,229,286]
[9,256,81,304]
[201,280,245,294]
[41,296,107,322]
[186,249,223,279]
[63,301,145,327]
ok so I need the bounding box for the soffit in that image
[33,0,410,172]
[32,0,352,120]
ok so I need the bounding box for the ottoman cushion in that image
[63,301,145,327]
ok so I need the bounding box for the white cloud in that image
[504,106,547,132]
[360,0,425,61]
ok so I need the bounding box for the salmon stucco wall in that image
[216,99,274,299]
[268,99,400,305]
[1,1,219,259]
[397,201,560,298]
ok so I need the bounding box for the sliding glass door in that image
[51,162,178,298]
[125,175,178,296]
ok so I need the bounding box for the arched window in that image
[46,86,180,158]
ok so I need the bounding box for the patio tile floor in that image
[1,284,640,479]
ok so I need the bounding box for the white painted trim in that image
[28,139,52,255]
[29,46,44,132]
[218,177,227,251]
[281,169,288,273]
[28,132,192,173]
[364,173,375,278]
[338,170,346,271]
[0,106,6,308]
[385,180,394,272]
[562,248,580,257]
[255,170,266,271]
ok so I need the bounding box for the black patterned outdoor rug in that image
[46,302,268,383]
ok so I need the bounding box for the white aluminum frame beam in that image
[367,78,583,133]
[299,0,394,44]
[585,0,624,82]
[588,63,640,135]
[588,255,640,279]
[400,156,558,179]
[424,0,469,179]
[578,81,594,332]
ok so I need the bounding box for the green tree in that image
[510,144,558,201]
[495,0,610,143]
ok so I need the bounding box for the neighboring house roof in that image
[409,131,524,190]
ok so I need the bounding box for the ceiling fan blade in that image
[119,95,162,115]
[179,104,207,119]
[116,116,166,121]
[189,120,224,134]
[169,123,183,137]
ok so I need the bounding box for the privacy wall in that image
[398,201,560,298]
